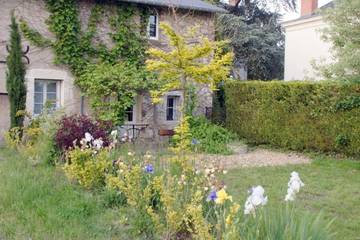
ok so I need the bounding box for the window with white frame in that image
[34,79,60,114]
[166,95,180,121]
[148,13,158,39]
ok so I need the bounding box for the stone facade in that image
[0,0,217,142]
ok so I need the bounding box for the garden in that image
[2,0,360,239]
[0,112,359,239]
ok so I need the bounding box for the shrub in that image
[189,117,236,154]
[5,109,62,165]
[225,81,360,156]
[55,115,112,151]
[64,147,111,189]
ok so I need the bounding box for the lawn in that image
[224,155,360,239]
[0,148,128,240]
[0,146,359,239]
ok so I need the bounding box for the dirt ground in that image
[196,143,311,169]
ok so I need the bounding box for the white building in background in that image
[282,0,334,81]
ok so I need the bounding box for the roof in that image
[282,1,334,25]
[119,0,227,13]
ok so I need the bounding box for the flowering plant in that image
[54,115,112,151]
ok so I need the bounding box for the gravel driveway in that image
[196,144,311,169]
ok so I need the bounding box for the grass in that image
[0,145,359,239]
[224,155,360,239]
[0,147,127,240]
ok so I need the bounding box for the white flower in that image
[84,132,93,142]
[244,185,268,215]
[80,138,87,146]
[285,171,304,202]
[111,130,118,143]
[93,138,104,150]
[111,130,118,138]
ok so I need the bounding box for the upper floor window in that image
[34,79,60,114]
[148,13,158,40]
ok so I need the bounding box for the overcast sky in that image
[282,0,333,21]
[222,0,333,21]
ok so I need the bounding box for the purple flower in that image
[207,190,217,202]
[191,138,200,145]
[145,164,154,174]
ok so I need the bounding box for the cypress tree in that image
[6,13,27,128]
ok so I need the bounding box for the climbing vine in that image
[20,0,152,124]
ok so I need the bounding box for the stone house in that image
[0,0,226,141]
[282,0,334,81]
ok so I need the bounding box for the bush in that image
[225,81,360,156]
[64,147,111,189]
[5,110,62,165]
[55,115,112,151]
[189,117,236,154]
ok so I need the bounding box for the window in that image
[125,105,134,122]
[166,96,179,121]
[34,79,60,114]
[148,14,158,39]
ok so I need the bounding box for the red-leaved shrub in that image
[55,115,113,151]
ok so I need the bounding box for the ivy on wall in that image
[19,0,152,124]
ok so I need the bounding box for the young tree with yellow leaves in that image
[146,23,233,112]
[146,23,233,153]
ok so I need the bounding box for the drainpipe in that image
[80,96,85,115]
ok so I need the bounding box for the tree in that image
[6,13,27,128]
[146,23,233,110]
[318,0,360,82]
[217,3,285,80]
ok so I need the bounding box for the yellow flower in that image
[215,189,232,204]
[226,215,232,226]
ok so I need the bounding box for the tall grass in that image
[0,148,125,240]
[238,206,335,240]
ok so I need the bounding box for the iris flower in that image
[145,164,154,174]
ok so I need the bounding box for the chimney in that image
[229,0,238,6]
[301,0,318,16]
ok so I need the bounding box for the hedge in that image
[225,81,360,156]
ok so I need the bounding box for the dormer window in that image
[148,13,158,40]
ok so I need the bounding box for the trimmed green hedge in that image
[225,81,360,156]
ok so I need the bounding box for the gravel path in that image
[196,144,310,169]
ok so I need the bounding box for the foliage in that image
[211,85,226,125]
[236,207,334,239]
[4,109,62,165]
[54,115,112,151]
[225,81,360,156]
[20,1,151,123]
[225,157,360,239]
[217,3,284,80]
[318,0,360,82]
[189,117,236,154]
[6,13,27,129]
[0,148,126,239]
[19,19,53,47]
[171,116,192,155]
[146,23,233,105]
[64,147,111,189]
[76,63,155,124]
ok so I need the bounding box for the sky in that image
[222,0,333,21]
[282,0,333,21]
